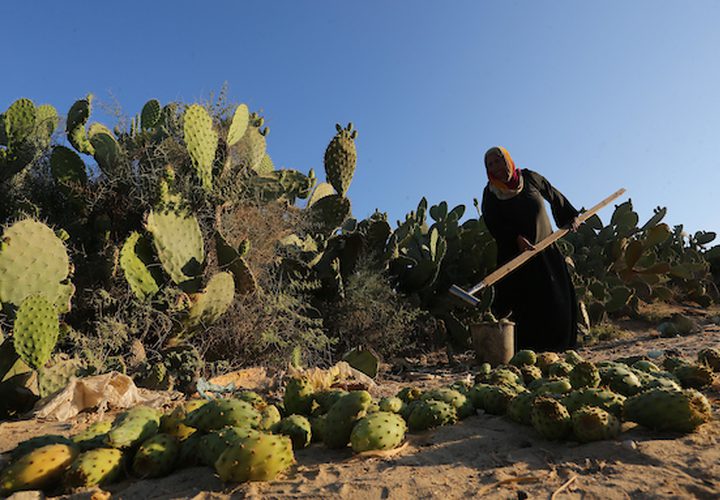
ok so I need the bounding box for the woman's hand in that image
[567,217,580,232]
[516,235,536,252]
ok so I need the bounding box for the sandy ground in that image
[2,307,720,499]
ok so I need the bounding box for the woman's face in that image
[486,151,511,181]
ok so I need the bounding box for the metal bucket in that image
[470,320,515,366]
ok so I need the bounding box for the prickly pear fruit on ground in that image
[569,361,601,389]
[105,406,162,449]
[698,347,720,372]
[323,391,373,448]
[506,392,536,425]
[350,411,406,452]
[198,426,260,466]
[623,388,712,433]
[215,433,295,482]
[673,363,715,389]
[530,396,571,440]
[71,419,114,451]
[283,377,315,416]
[64,447,124,488]
[259,404,282,430]
[421,388,475,419]
[510,349,537,367]
[273,415,312,449]
[379,396,405,414]
[185,398,261,431]
[10,435,75,460]
[132,433,179,478]
[1,443,78,495]
[396,387,422,403]
[561,388,626,418]
[408,400,458,431]
[571,406,621,442]
[536,352,561,375]
[160,399,207,441]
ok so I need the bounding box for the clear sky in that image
[4,1,719,238]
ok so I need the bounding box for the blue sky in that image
[4,1,720,239]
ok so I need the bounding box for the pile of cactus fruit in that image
[2,345,718,495]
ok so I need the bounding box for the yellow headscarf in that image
[485,146,520,191]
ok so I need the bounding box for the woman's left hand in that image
[568,217,580,232]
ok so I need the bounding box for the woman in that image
[481,146,580,352]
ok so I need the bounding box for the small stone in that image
[622,439,637,450]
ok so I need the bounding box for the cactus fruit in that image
[561,388,626,418]
[185,272,235,327]
[226,104,249,147]
[530,396,571,440]
[120,232,159,301]
[146,205,204,290]
[64,447,124,488]
[132,433,179,478]
[571,406,621,442]
[698,347,720,372]
[569,361,601,389]
[323,391,373,448]
[673,363,715,389]
[506,392,536,425]
[1,443,78,495]
[72,419,115,450]
[198,426,260,466]
[379,396,405,414]
[510,349,537,367]
[408,399,458,431]
[13,294,61,370]
[259,404,282,431]
[350,411,407,452]
[105,406,162,449]
[324,123,357,197]
[183,104,218,191]
[185,398,261,431]
[624,388,712,433]
[0,218,74,312]
[215,433,295,482]
[422,388,475,419]
[283,377,315,416]
[272,415,312,449]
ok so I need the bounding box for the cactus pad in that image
[623,387,711,433]
[141,99,162,129]
[531,396,571,440]
[13,294,61,370]
[324,123,357,197]
[186,271,235,327]
[184,398,261,431]
[350,412,406,452]
[132,433,179,478]
[215,433,295,482]
[571,406,621,442]
[323,391,373,448]
[120,232,160,301]
[273,414,312,449]
[183,104,218,191]
[0,443,78,495]
[226,104,249,146]
[105,406,162,449]
[64,447,124,488]
[50,145,87,185]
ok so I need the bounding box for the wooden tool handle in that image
[467,188,626,295]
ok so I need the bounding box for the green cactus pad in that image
[132,433,179,478]
[259,404,282,430]
[623,388,711,433]
[145,206,204,290]
[5,98,36,146]
[13,294,60,370]
[64,447,124,488]
[323,391,373,448]
[408,399,458,431]
[120,232,160,301]
[215,433,295,482]
[283,377,315,416]
[71,419,115,451]
[569,361,601,389]
[0,443,78,496]
[307,182,336,207]
[226,104,249,146]
[233,125,267,172]
[272,414,312,449]
[309,194,352,233]
[38,355,82,397]
[342,347,379,378]
[530,396,571,440]
[350,412,406,452]
[50,145,87,185]
[10,435,75,461]
[257,153,275,175]
[215,232,257,294]
[185,398,261,431]
[35,104,58,144]
[571,406,621,442]
[0,218,74,312]
[183,104,218,191]
[89,123,122,175]
[185,271,235,327]
[324,123,357,197]
[198,426,260,466]
[105,406,162,449]
[141,99,162,129]
[66,96,94,155]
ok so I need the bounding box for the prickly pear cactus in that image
[160,399,207,441]
[0,218,74,312]
[623,388,712,433]
[599,364,642,396]
[379,396,405,414]
[185,271,235,327]
[105,406,162,449]
[0,443,78,496]
[324,123,357,197]
[184,398,261,431]
[396,387,422,404]
[66,95,94,155]
[530,396,571,440]
[564,350,584,365]
[198,426,260,466]
[536,352,561,375]
[141,99,162,130]
[571,406,621,442]
[510,349,537,367]
[283,377,315,416]
[13,294,61,370]
[259,404,282,431]
[72,419,115,451]
[673,363,715,389]
[520,365,543,385]
[480,385,518,415]
[350,411,407,452]
[547,361,573,378]
[408,399,458,431]
[132,433,179,478]
[10,435,75,461]
[323,390,373,448]
[342,347,379,378]
[163,346,205,393]
[698,347,720,372]
[569,361,601,389]
[226,104,249,147]
[561,388,626,418]
[88,122,122,176]
[272,414,312,449]
[421,388,475,419]
[64,447,124,488]
[215,232,257,295]
[183,104,218,191]
[311,389,348,415]
[50,145,87,186]
[38,355,83,397]
[233,123,267,173]
[120,232,159,301]
[215,433,295,482]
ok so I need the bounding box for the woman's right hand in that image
[517,235,536,252]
